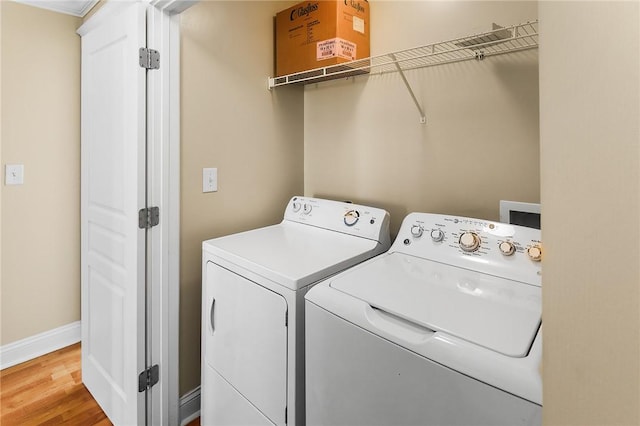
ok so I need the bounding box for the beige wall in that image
[540,2,640,424]
[304,1,539,236]
[179,1,304,395]
[4,4,636,423]
[1,2,81,345]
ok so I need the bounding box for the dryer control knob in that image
[459,232,481,252]
[430,228,445,242]
[499,241,516,256]
[344,210,360,227]
[410,225,424,238]
[303,204,313,215]
[292,201,301,212]
[527,245,543,262]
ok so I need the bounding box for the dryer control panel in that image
[284,196,391,246]
[393,213,542,287]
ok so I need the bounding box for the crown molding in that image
[12,0,100,17]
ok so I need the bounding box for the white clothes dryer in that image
[201,196,390,426]
[305,212,543,426]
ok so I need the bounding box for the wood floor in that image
[0,343,200,426]
[1,343,110,425]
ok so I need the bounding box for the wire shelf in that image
[268,21,538,89]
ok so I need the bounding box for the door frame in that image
[78,1,197,424]
[147,1,197,424]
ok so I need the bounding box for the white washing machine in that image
[201,196,390,426]
[306,212,543,425]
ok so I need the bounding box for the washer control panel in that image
[284,196,391,245]
[394,212,542,286]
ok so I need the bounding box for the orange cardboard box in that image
[275,0,370,77]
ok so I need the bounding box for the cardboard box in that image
[275,0,370,77]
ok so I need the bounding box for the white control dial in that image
[459,232,481,252]
[499,241,516,256]
[410,225,424,238]
[292,201,301,212]
[430,228,444,242]
[343,210,360,227]
[303,204,313,215]
[527,245,543,262]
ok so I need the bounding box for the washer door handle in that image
[210,298,216,333]
[365,305,435,344]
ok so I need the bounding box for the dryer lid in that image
[203,221,382,290]
[329,252,541,357]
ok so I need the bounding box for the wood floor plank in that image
[0,343,111,426]
[1,343,203,425]
[186,417,201,426]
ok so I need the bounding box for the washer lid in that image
[329,252,541,357]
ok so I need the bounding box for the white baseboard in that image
[180,386,201,426]
[0,321,81,370]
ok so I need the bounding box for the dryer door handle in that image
[210,298,216,333]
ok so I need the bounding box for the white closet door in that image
[80,3,147,425]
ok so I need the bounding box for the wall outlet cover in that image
[5,164,24,185]
[203,168,218,193]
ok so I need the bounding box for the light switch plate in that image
[203,168,218,193]
[5,164,24,185]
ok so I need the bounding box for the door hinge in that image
[139,47,160,70]
[285,311,288,327]
[138,364,159,392]
[285,406,287,424]
[139,207,160,229]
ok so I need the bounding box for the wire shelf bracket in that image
[268,20,539,124]
[390,52,427,124]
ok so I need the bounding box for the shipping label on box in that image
[316,38,357,61]
[352,16,365,34]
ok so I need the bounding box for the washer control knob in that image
[527,245,543,262]
[303,204,312,215]
[292,201,301,212]
[410,225,424,238]
[430,228,445,242]
[459,232,481,252]
[499,241,516,256]
[343,210,360,227]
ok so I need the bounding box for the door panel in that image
[204,262,288,425]
[87,265,126,394]
[80,3,146,425]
